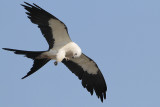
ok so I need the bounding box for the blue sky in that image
[1,0,160,107]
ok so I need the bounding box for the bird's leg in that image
[54,61,58,66]
[65,57,70,61]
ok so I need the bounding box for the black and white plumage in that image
[3,2,107,102]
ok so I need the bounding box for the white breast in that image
[62,42,82,57]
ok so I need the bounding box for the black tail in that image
[3,48,50,79]
[3,48,45,59]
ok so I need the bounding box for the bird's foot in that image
[65,57,70,61]
[54,61,58,66]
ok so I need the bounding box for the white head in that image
[72,43,82,58]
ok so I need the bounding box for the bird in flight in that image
[3,2,107,102]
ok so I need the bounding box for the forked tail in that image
[3,48,50,79]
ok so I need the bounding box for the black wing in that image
[21,2,71,50]
[62,54,107,102]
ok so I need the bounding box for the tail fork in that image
[3,48,50,79]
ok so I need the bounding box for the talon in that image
[54,61,58,66]
[65,57,69,61]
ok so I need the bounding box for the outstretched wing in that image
[62,54,107,102]
[21,2,71,50]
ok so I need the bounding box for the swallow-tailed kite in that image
[3,2,107,102]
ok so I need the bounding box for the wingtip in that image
[104,92,106,99]
[21,2,27,7]
[21,2,33,7]
[100,96,103,103]
[21,4,25,7]
[23,2,30,5]
[33,3,41,9]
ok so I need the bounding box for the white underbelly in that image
[40,50,57,60]
[38,42,81,61]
